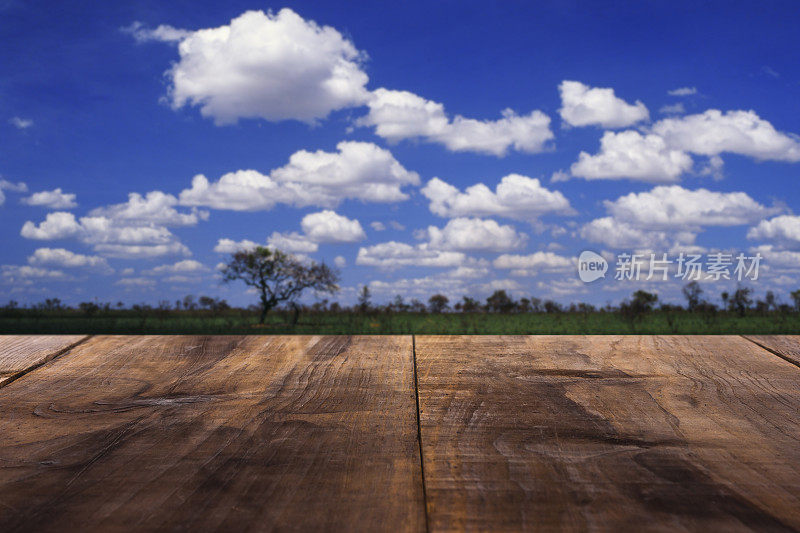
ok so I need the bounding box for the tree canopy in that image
[221,247,339,323]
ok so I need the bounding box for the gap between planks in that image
[740,334,800,370]
[0,335,92,389]
[411,334,430,533]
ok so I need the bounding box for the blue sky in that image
[2,1,800,307]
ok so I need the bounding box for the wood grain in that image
[415,335,800,532]
[0,335,425,532]
[0,335,87,387]
[744,335,800,367]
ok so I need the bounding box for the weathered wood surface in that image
[415,335,800,532]
[0,335,87,387]
[0,335,425,532]
[745,335,800,367]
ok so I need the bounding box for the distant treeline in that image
[3,282,799,319]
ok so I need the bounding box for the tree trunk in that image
[259,289,269,324]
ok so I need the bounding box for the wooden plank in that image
[415,335,800,532]
[0,335,88,387]
[0,335,425,532]
[744,335,800,367]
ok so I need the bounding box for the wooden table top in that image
[0,335,798,532]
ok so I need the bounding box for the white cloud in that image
[162,9,369,124]
[605,185,776,229]
[267,232,319,253]
[493,251,573,273]
[579,217,696,250]
[652,109,800,161]
[148,260,207,274]
[9,117,33,129]
[115,277,156,287]
[659,103,685,115]
[370,221,386,231]
[356,241,469,269]
[747,215,800,249]
[90,191,206,226]
[667,87,697,96]
[0,179,27,206]
[179,141,419,210]
[358,88,553,156]
[580,186,776,250]
[570,130,693,183]
[20,208,192,259]
[28,248,112,272]
[1,265,67,283]
[558,80,649,128]
[94,243,190,259]
[334,255,346,268]
[421,174,573,222]
[122,21,191,43]
[21,188,77,209]
[301,210,365,243]
[448,266,489,279]
[426,218,527,252]
[20,212,81,240]
[749,245,800,269]
[214,238,259,254]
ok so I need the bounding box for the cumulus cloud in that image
[579,217,697,250]
[213,238,259,254]
[179,141,419,210]
[334,255,346,268]
[580,185,776,250]
[115,277,156,287]
[370,221,386,231]
[1,265,68,284]
[9,117,33,129]
[122,21,191,43]
[356,241,470,269]
[659,103,685,115]
[161,9,369,124]
[301,210,365,243]
[667,87,697,96]
[358,88,554,156]
[493,251,573,274]
[147,259,207,274]
[0,179,27,206]
[21,188,77,209]
[605,185,776,229]
[267,232,319,253]
[27,248,112,272]
[90,191,206,226]
[570,130,693,182]
[652,109,800,161]
[20,191,199,259]
[20,212,82,240]
[558,81,649,128]
[421,174,573,222]
[747,215,800,249]
[425,218,527,252]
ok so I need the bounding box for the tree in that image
[357,285,371,313]
[682,281,703,311]
[222,247,339,324]
[459,296,481,312]
[486,290,516,313]
[620,290,658,324]
[428,294,449,313]
[792,289,800,311]
[729,285,753,317]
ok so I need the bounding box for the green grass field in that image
[2,310,799,335]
